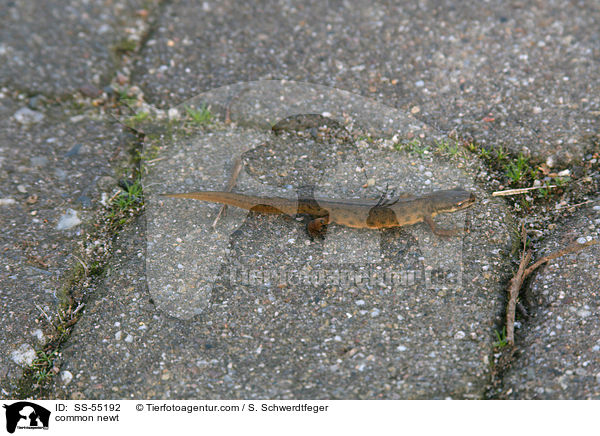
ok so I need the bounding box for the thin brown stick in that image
[72,254,89,276]
[145,156,167,164]
[492,185,557,197]
[524,239,598,277]
[505,223,531,345]
[505,224,598,345]
[553,199,598,211]
[211,156,243,229]
[35,303,55,327]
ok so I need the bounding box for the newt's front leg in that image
[423,215,462,237]
[307,216,329,240]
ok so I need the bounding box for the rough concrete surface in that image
[0,0,599,400]
[500,198,600,399]
[134,0,599,164]
[0,99,131,395]
[0,0,158,96]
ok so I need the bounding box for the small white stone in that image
[370,308,380,317]
[557,169,570,177]
[115,331,122,340]
[0,198,16,206]
[124,334,133,343]
[14,107,44,124]
[69,115,85,123]
[453,331,466,340]
[11,343,37,366]
[397,345,407,351]
[60,370,73,385]
[168,108,180,120]
[355,299,365,306]
[578,309,591,318]
[577,237,587,244]
[31,329,44,341]
[56,209,81,230]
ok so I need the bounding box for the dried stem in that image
[504,223,598,345]
[492,185,557,197]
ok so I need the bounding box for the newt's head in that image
[429,188,476,214]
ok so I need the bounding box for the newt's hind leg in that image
[306,216,329,240]
[424,215,461,237]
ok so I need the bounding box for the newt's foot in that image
[424,215,463,237]
[307,217,329,240]
[431,226,462,237]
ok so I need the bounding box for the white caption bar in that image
[0,400,596,435]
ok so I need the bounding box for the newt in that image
[161,188,476,237]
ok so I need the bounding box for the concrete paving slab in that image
[48,84,515,399]
[0,100,129,396]
[0,0,157,95]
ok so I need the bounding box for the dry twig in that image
[35,304,54,327]
[492,185,557,197]
[72,254,88,275]
[553,199,598,211]
[505,223,598,345]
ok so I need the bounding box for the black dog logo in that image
[3,402,50,433]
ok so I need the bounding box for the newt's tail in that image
[161,191,299,216]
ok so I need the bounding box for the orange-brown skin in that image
[161,188,476,237]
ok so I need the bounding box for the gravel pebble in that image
[60,370,73,385]
[13,107,44,124]
[56,209,82,230]
[10,343,37,366]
